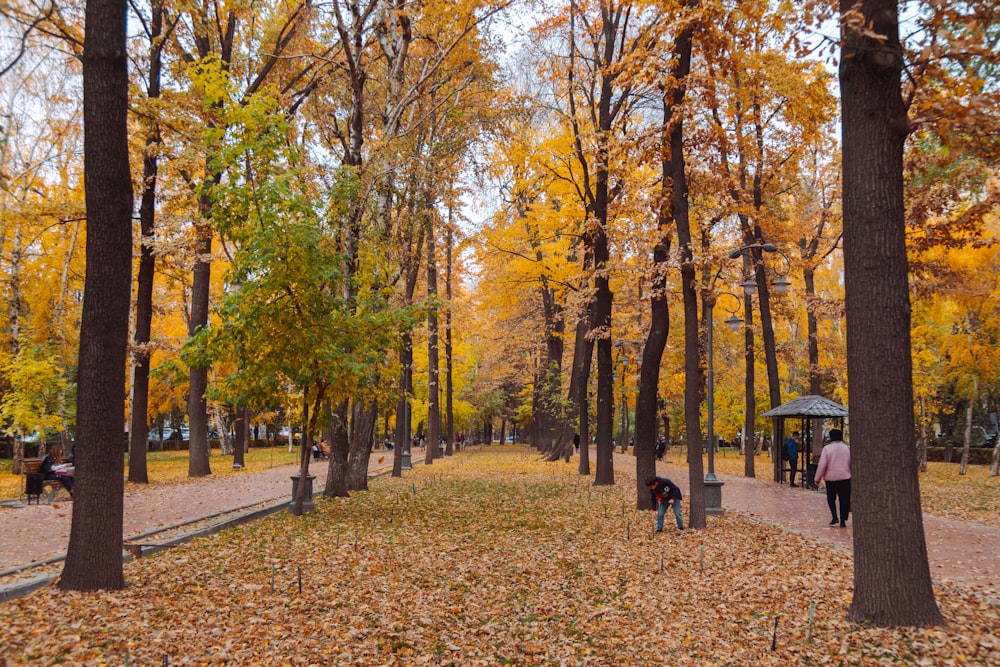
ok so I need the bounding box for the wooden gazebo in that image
[762,395,848,485]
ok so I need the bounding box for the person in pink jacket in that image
[814,428,851,527]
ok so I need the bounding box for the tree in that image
[633,0,695,510]
[839,0,942,625]
[59,0,133,591]
[127,0,173,484]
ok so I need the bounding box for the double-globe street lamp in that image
[704,242,791,516]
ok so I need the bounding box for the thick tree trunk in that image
[60,0,132,590]
[592,206,614,485]
[323,401,351,497]
[347,400,377,490]
[233,406,248,468]
[840,0,941,626]
[679,256,705,529]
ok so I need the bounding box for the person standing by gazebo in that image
[785,430,801,487]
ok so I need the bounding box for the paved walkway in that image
[645,453,1000,602]
[0,452,402,576]
[1,448,996,604]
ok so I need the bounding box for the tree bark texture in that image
[840,0,942,626]
[128,0,164,484]
[187,194,213,478]
[323,401,351,497]
[347,400,377,490]
[60,0,133,590]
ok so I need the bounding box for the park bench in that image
[21,457,71,504]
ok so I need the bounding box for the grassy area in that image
[0,446,302,502]
[662,446,1000,527]
[2,447,996,665]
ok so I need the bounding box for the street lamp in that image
[705,242,792,516]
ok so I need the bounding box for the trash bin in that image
[289,474,315,512]
[25,473,43,504]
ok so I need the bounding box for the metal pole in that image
[707,300,716,480]
[705,297,724,516]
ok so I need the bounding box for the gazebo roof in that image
[761,394,848,419]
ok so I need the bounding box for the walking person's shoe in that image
[829,517,838,525]
[840,520,847,527]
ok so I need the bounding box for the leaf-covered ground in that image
[2,447,998,666]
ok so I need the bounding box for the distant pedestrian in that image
[573,433,580,451]
[785,430,801,487]
[646,476,683,531]
[655,436,666,461]
[814,428,851,527]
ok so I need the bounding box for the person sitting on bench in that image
[40,445,74,498]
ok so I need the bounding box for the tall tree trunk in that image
[960,391,974,476]
[568,285,594,475]
[127,0,164,485]
[233,406,248,468]
[187,224,212,478]
[840,0,941,626]
[804,264,824,465]
[291,396,312,516]
[9,227,22,358]
[445,222,455,456]
[60,0,132,590]
[9,227,23,475]
[677,229,705,529]
[591,155,614,485]
[425,207,440,465]
[347,399,377,490]
[323,401,351,497]
[393,334,413,477]
[634,9,693,508]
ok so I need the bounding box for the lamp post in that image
[705,242,791,516]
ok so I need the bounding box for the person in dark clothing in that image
[646,476,683,531]
[655,436,666,461]
[785,430,801,487]
[573,433,580,451]
[40,445,74,497]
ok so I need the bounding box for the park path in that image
[643,452,1000,602]
[0,447,996,604]
[0,451,402,575]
